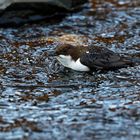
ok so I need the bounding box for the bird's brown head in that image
[55,44,86,61]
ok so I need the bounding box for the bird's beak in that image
[56,56,60,60]
[47,51,57,57]
[53,50,58,57]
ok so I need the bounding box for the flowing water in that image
[0,0,140,140]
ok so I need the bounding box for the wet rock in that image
[0,0,87,27]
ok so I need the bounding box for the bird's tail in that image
[126,57,140,65]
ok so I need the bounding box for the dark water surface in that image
[0,0,140,140]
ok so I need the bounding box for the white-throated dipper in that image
[55,44,140,71]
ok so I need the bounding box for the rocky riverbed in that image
[0,0,140,140]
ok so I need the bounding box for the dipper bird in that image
[55,44,139,71]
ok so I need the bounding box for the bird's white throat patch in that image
[56,55,90,71]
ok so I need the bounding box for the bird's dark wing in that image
[80,47,133,70]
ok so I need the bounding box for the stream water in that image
[0,0,140,140]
